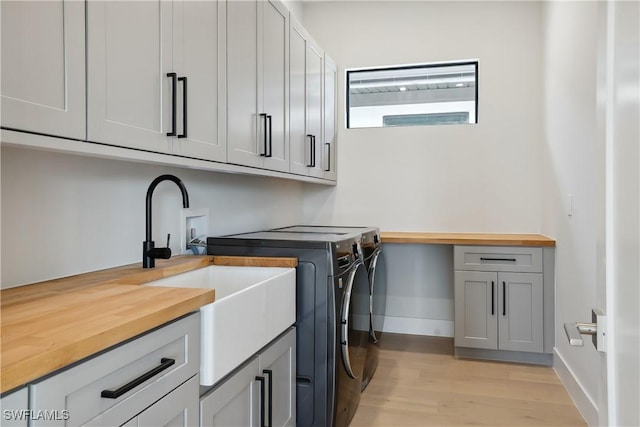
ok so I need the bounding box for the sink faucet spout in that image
[143,174,190,268]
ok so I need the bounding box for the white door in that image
[306,40,325,179]
[323,55,338,181]
[226,0,262,168]
[261,0,289,173]
[289,17,311,176]
[599,1,640,425]
[171,0,226,162]
[1,0,85,140]
[87,1,173,153]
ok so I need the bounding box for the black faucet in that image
[143,174,190,268]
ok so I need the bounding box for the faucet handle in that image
[166,233,171,248]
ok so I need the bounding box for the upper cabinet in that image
[3,1,336,183]
[86,0,226,162]
[290,17,336,180]
[1,0,85,140]
[323,55,338,181]
[227,0,290,173]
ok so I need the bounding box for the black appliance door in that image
[340,260,370,379]
[368,248,388,342]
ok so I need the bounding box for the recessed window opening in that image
[346,61,478,129]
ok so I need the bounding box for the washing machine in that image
[272,226,388,391]
[207,231,370,427]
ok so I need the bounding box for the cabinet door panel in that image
[498,272,543,352]
[1,0,85,139]
[200,358,259,427]
[323,55,337,180]
[259,329,296,427]
[172,0,226,162]
[289,19,310,175]
[454,271,498,349]
[135,376,199,427]
[227,0,261,167]
[87,1,172,153]
[261,0,289,172]
[306,41,324,178]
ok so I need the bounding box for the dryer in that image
[272,226,388,391]
[207,231,370,427]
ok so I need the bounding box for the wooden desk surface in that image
[380,232,556,247]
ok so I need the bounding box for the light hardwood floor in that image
[351,334,586,427]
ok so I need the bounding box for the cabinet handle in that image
[178,76,187,138]
[255,375,266,427]
[312,135,317,167]
[167,73,177,136]
[266,115,273,158]
[260,114,268,156]
[325,143,331,172]
[491,281,495,315]
[502,281,506,316]
[306,135,314,167]
[101,358,175,399]
[480,257,517,262]
[263,369,273,427]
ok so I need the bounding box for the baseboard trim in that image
[382,316,454,337]
[553,348,597,426]
[455,346,553,365]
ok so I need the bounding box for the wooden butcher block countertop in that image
[0,255,297,394]
[380,232,556,247]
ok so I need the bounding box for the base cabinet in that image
[454,246,552,363]
[200,327,295,427]
[0,387,28,427]
[29,314,200,427]
[454,270,543,352]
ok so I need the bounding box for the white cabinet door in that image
[87,1,173,154]
[0,387,28,427]
[227,0,289,172]
[289,17,324,178]
[306,39,325,179]
[289,18,311,176]
[133,376,199,427]
[1,0,85,140]
[200,358,260,427]
[261,0,289,172]
[171,0,226,163]
[498,272,544,353]
[323,55,338,181]
[454,271,498,350]
[259,329,295,427]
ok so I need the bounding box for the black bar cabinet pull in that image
[263,369,273,427]
[256,375,266,427]
[167,73,177,136]
[312,135,316,167]
[101,358,175,399]
[325,143,331,172]
[502,281,506,316]
[306,134,314,166]
[480,257,517,262]
[266,115,273,158]
[491,281,495,315]
[260,114,268,156]
[178,76,187,138]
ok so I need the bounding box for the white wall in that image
[0,146,304,288]
[300,1,544,334]
[540,2,600,424]
[301,1,543,233]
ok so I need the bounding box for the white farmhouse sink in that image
[144,265,296,385]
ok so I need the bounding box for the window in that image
[346,61,478,129]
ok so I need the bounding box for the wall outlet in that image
[180,208,209,255]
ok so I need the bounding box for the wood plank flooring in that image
[351,334,586,427]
